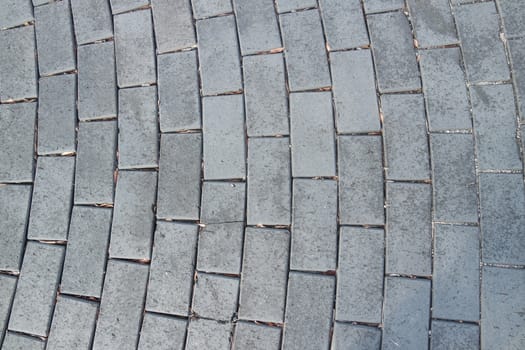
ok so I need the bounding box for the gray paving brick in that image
[277,0,316,12]
[151,0,195,53]
[368,11,420,93]
[509,38,525,120]
[186,318,231,350]
[382,277,430,350]
[146,222,198,315]
[46,296,98,350]
[110,0,149,14]
[332,323,382,350]
[283,272,335,350]
[430,134,478,223]
[290,92,336,177]
[138,313,186,350]
[471,84,521,171]
[431,320,479,350]
[407,0,457,47]
[192,0,232,19]
[499,0,524,38]
[156,133,202,220]
[70,0,113,45]
[158,50,201,132]
[2,332,45,350]
[32,0,51,5]
[27,157,74,241]
[0,0,33,29]
[200,182,245,224]
[8,242,64,337]
[239,228,289,323]
[247,137,291,225]
[92,260,149,350]
[114,9,156,87]
[319,0,368,50]
[337,227,384,323]
[34,1,75,76]
[192,273,239,320]
[338,136,384,225]
[382,94,430,180]
[203,95,246,180]
[74,120,117,204]
[0,185,31,272]
[455,2,510,82]
[197,222,244,274]
[78,41,117,121]
[364,0,404,13]
[243,53,288,137]
[196,15,242,96]
[280,10,331,91]
[291,179,337,271]
[234,0,281,55]
[61,206,111,298]
[480,173,525,265]
[386,183,432,276]
[110,170,157,260]
[233,322,281,350]
[0,275,17,343]
[0,25,37,102]
[37,74,76,155]
[420,48,471,131]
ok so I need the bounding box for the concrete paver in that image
[70,0,113,45]
[332,323,382,350]
[138,312,186,350]
[233,322,281,350]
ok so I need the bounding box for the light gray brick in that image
[319,0,368,50]
[192,0,232,19]
[192,273,239,320]
[138,313,187,350]
[332,323,382,350]
[200,182,245,224]
[151,0,195,53]
[407,0,457,47]
[277,0,316,12]
[110,0,148,14]
[32,0,51,5]
[239,228,289,323]
[280,10,331,91]
[2,332,45,350]
[509,38,525,120]
[0,275,17,343]
[197,222,244,274]
[0,0,33,29]
[70,0,113,45]
[186,319,231,350]
[233,322,281,350]
[364,0,404,13]
[431,320,479,350]
[499,0,525,38]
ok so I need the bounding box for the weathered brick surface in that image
[200,182,245,224]
[319,0,368,50]
[276,0,316,13]
[2,332,45,350]
[151,0,195,53]
[186,319,232,349]
[332,323,381,350]
[233,322,281,350]
[192,0,232,19]
[431,320,479,350]
[407,0,457,47]
[138,313,186,350]
[71,0,113,45]
[0,0,33,30]
[509,38,525,120]
[197,222,244,274]
[0,275,17,342]
[192,273,239,320]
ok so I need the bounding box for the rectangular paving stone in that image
[192,273,239,321]
[455,2,510,82]
[200,181,245,224]
[364,0,404,13]
[239,228,289,323]
[34,0,75,76]
[247,137,291,225]
[337,227,384,323]
[282,272,335,350]
[420,47,471,131]
[71,0,113,45]
[74,120,117,204]
[138,312,186,350]
[332,323,382,350]
[186,319,231,350]
[151,0,195,53]
[0,0,33,30]
[8,242,64,337]
[158,50,200,132]
[382,277,430,350]
[27,157,75,241]
[156,133,202,220]
[431,320,479,350]
[338,136,384,225]
[37,74,76,155]
[146,222,198,316]
[0,274,17,343]
[319,0,368,50]
[280,10,331,91]
[509,38,525,120]
[291,179,337,271]
[243,53,288,137]
[276,0,316,12]
[368,11,421,93]
[33,0,51,5]
[46,295,98,350]
[499,0,525,38]
[110,0,149,14]
[407,0,457,47]
[92,260,149,350]
[114,9,156,87]
[480,173,525,265]
[386,183,432,276]
[290,92,336,177]
[61,206,111,298]
[2,332,45,350]
[110,170,157,260]
[78,41,118,121]
[233,322,281,350]
[192,0,232,19]
[197,222,244,274]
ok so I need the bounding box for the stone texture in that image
[2,332,45,350]
[192,273,239,320]
[151,0,195,53]
[197,222,244,274]
[277,0,316,12]
[431,320,479,350]
[186,319,231,349]
[407,0,457,47]
[138,313,187,350]
[110,0,149,14]
[70,0,113,45]
[192,0,232,19]
[0,0,33,29]
[364,0,404,13]
[319,0,368,50]
[499,0,525,38]
[200,181,245,224]
[233,322,281,350]
[509,38,525,120]
[332,323,382,350]
[0,275,17,343]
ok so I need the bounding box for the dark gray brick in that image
[482,266,525,350]
[480,173,525,265]
[247,137,291,225]
[70,0,113,45]
[455,2,510,82]
[364,0,404,13]
[200,182,245,224]
[92,260,149,350]
[280,10,331,91]
[37,74,76,155]
[332,323,381,350]
[386,183,432,276]
[8,242,64,337]
[2,332,45,350]
[290,92,336,177]
[499,0,525,38]
[407,0,457,47]
[74,121,117,204]
[0,275,17,343]
[243,53,288,137]
[192,0,232,19]
[239,228,289,323]
[337,227,384,323]
[61,206,111,298]
[146,222,198,316]
[151,0,195,53]
[114,9,156,87]
[382,94,430,180]
[203,95,246,179]
[110,170,157,260]
[509,38,525,120]
[277,0,316,12]
[158,50,201,132]
[34,1,75,76]
[233,322,281,350]
[156,133,202,220]
[0,0,33,30]
[110,0,148,14]
[319,0,368,50]
[338,136,384,225]
[192,273,239,320]
[27,157,74,241]
[282,272,335,350]
[186,319,231,350]
[431,320,479,350]
[197,222,244,274]
[197,15,242,95]
[138,313,186,350]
